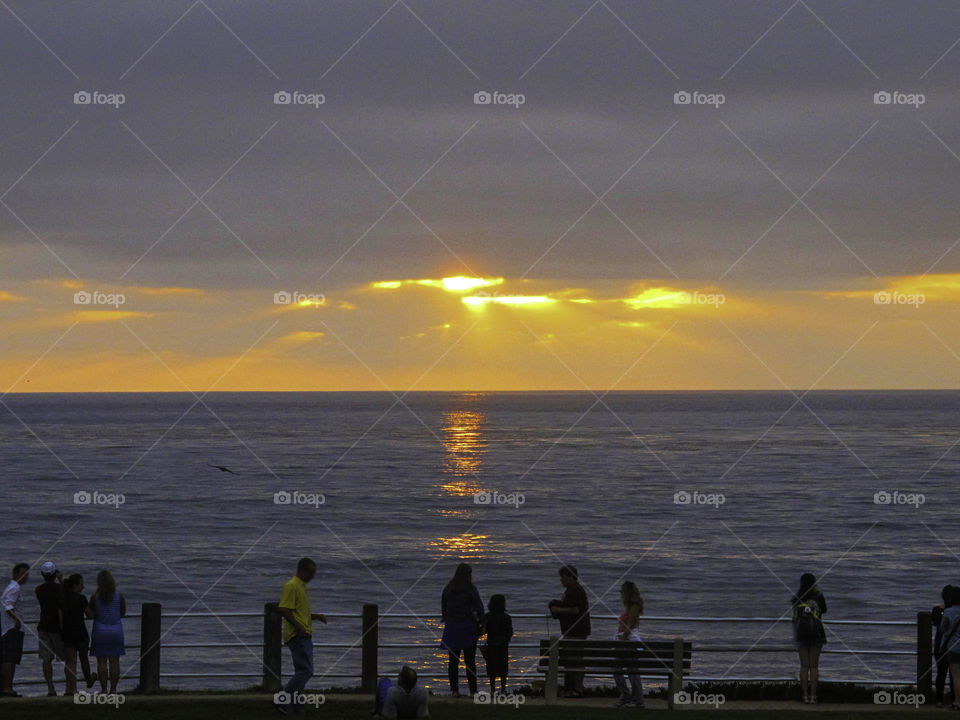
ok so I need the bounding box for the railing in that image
[11,606,935,698]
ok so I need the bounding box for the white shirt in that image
[0,579,23,636]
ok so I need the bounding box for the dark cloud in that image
[3,0,960,292]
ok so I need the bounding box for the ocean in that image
[1,390,957,691]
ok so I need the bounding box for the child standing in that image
[483,594,513,695]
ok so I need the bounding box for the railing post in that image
[361,603,379,693]
[545,635,560,705]
[918,611,933,702]
[138,603,161,694]
[263,602,283,693]
[668,637,684,710]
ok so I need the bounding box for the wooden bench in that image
[538,636,692,709]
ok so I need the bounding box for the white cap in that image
[40,561,57,576]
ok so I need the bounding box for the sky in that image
[2,0,960,391]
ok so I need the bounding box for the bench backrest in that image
[537,639,692,672]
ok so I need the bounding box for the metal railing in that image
[10,607,932,694]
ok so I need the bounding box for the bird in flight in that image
[208,464,239,475]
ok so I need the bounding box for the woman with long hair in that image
[792,572,827,704]
[439,563,484,697]
[613,581,645,708]
[86,570,125,694]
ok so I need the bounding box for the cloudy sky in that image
[2,0,960,390]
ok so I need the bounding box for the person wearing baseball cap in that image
[36,561,65,696]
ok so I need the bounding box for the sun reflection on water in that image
[439,403,487,496]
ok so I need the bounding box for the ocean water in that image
[1,390,958,691]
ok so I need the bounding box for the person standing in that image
[86,570,125,695]
[275,558,327,715]
[483,594,513,696]
[941,586,960,711]
[35,561,66,696]
[439,563,484,697]
[934,585,954,707]
[61,574,96,694]
[792,572,827,704]
[548,565,591,697]
[0,564,29,697]
[612,581,644,708]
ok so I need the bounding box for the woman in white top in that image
[613,581,644,708]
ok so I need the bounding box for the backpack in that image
[794,601,823,641]
[373,677,393,716]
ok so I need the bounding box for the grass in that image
[0,694,943,719]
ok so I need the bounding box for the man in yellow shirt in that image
[275,558,327,714]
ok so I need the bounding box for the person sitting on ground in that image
[379,665,429,719]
